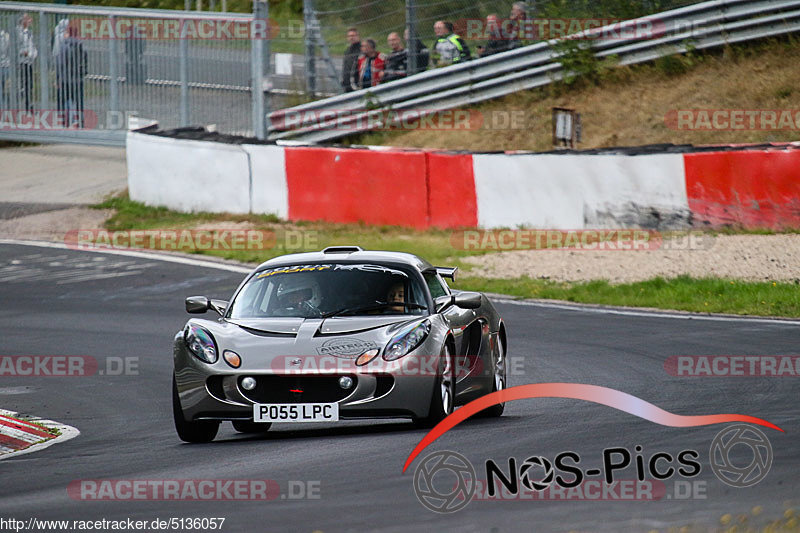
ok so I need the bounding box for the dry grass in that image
[353,38,800,151]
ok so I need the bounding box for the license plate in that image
[253,403,339,423]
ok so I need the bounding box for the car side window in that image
[423,271,449,298]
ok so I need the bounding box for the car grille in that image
[239,375,357,403]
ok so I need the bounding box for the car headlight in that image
[383,320,431,361]
[184,324,218,364]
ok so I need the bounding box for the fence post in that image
[109,15,119,119]
[303,0,316,96]
[179,29,189,126]
[38,11,49,112]
[406,0,417,75]
[251,0,266,140]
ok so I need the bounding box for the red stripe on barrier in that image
[284,147,430,228]
[684,150,800,229]
[0,433,35,451]
[426,152,477,228]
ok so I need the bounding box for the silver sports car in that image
[172,246,508,442]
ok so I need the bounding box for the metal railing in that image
[0,1,265,146]
[268,0,800,143]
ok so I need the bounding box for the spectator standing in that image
[380,32,407,83]
[0,30,9,110]
[341,27,360,92]
[355,39,385,89]
[125,22,147,85]
[477,14,509,57]
[508,2,528,50]
[16,13,37,113]
[52,18,68,59]
[432,21,470,67]
[55,23,87,127]
[403,27,429,74]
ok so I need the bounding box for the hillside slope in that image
[353,39,800,151]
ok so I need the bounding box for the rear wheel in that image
[172,376,219,443]
[232,420,272,434]
[415,344,455,428]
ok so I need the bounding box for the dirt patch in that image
[463,234,800,283]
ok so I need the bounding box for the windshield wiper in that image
[321,301,427,318]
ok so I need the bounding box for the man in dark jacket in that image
[380,32,407,83]
[478,14,509,57]
[341,27,360,92]
[55,23,87,128]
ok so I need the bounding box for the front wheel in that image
[415,344,455,428]
[172,376,219,443]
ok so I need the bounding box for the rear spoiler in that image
[435,266,458,281]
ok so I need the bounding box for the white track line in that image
[0,409,80,462]
[492,298,800,326]
[2,238,798,325]
[0,239,251,274]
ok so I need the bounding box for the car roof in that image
[254,248,434,273]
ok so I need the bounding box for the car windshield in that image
[227,263,429,319]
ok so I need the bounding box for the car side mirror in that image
[453,292,482,309]
[186,296,210,314]
[186,296,228,316]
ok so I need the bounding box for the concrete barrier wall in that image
[127,131,800,230]
[127,133,251,214]
[684,149,800,229]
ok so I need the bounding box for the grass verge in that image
[94,196,800,317]
[457,276,800,317]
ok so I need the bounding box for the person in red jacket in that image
[355,39,386,89]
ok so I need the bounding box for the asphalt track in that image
[0,242,798,532]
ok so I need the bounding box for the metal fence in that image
[0,1,262,146]
[271,0,800,142]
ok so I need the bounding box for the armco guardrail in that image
[268,0,800,143]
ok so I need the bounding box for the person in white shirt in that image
[16,13,38,112]
[0,30,10,110]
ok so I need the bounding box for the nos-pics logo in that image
[412,424,773,513]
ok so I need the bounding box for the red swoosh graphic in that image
[402,383,783,473]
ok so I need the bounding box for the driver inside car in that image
[386,282,406,314]
[273,279,321,317]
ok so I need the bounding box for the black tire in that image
[415,344,455,428]
[232,420,272,434]
[172,376,219,443]
[481,334,507,418]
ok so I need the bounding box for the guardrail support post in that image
[303,0,316,96]
[179,30,190,126]
[109,15,119,120]
[406,0,417,75]
[251,0,267,139]
[38,11,49,112]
